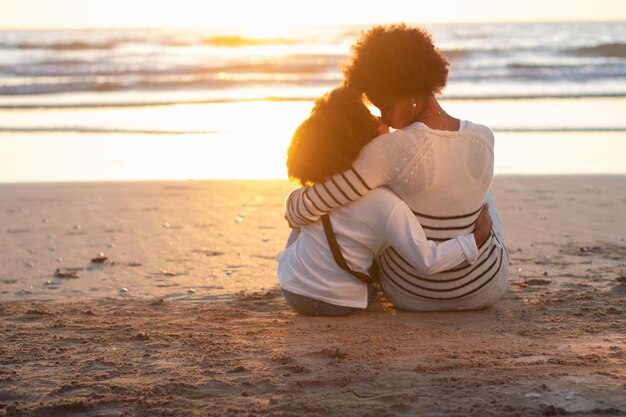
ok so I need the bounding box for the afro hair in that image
[343,23,450,99]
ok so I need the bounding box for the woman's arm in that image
[384,203,492,275]
[285,130,422,228]
[284,167,376,228]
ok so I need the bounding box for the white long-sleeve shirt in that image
[277,187,479,308]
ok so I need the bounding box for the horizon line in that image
[1,18,625,31]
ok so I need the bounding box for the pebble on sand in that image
[91,255,108,263]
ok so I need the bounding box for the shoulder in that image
[359,128,429,157]
[365,186,400,201]
[466,121,495,147]
[347,186,402,212]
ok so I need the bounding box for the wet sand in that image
[1,176,625,416]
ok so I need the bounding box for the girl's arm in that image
[384,203,492,275]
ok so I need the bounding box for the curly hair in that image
[343,23,449,99]
[287,86,380,185]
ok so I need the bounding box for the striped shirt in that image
[284,120,510,304]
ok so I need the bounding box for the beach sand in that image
[1,176,625,416]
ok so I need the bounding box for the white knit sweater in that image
[285,120,510,304]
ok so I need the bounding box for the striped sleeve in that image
[284,130,416,227]
[284,166,373,227]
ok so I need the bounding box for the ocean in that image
[1,21,625,181]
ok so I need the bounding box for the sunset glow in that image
[1,2,625,182]
[0,0,624,31]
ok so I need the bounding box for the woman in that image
[284,23,509,311]
[278,86,493,316]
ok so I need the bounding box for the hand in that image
[473,203,492,247]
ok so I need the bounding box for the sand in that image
[0,176,625,416]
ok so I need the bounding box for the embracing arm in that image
[284,131,414,228]
[285,167,376,228]
[385,203,492,275]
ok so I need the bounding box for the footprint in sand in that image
[53,267,83,279]
[525,278,552,286]
[109,261,142,267]
[224,265,241,275]
[7,228,30,234]
[191,250,224,257]
[251,255,275,260]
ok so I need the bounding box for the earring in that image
[411,98,416,108]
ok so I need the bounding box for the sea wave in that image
[0,35,304,51]
[0,40,122,50]
[1,55,345,77]
[0,97,314,109]
[570,43,626,58]
[443,43,626,59]
[1,23,624,99]
[2,125,624,134]
[5,37,621,61]
[0,39,516,56]
[492,127,626,132]
[0,74,342,96]
[3,71,625,96]
[4,36,625,58]
[1,92,626,110]
[504,63,626,79]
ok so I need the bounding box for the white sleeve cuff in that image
[456,234,479,264]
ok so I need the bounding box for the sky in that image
[1,0,625,32]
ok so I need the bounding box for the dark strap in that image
[321,214,379,284]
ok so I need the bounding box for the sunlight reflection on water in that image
[1,99,625,183]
